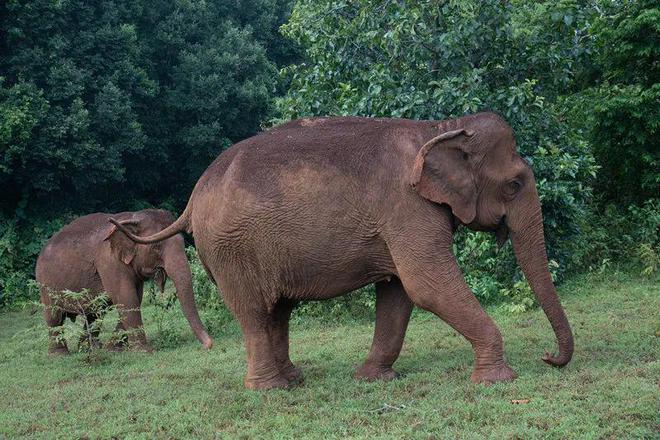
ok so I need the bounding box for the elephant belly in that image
[213,244,394,302]
[199,207,396,303]
[193,153,397,304]
[37,255,105,313]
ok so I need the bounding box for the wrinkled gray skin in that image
[113,113,573,389]
[36,209,213,354]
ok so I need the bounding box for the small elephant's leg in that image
[355,278,413,381]
[238,310,290,390]
[115,298,151,351]
[99,267,152,352]
[79,314,102,350]
[268,300,302,384]
[44,305,68,355]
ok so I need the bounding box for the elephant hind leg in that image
[355,278,413,381]
[235,302,291,390]
[268,299,302,384]
[43,303,69,355]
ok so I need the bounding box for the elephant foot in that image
[105,342,125,352]
[129,342,154,353]
[245,373,290,390]
[471,364,518,385]
[280,364,304,385]
[354,362,399,381]
[79,337,102,351]
[48,346,70,356]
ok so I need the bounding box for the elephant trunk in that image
[163,249,213,350]
[509,194,573,367]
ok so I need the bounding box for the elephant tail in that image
[109,200,193,244]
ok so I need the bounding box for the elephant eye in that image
[504,180,522,196]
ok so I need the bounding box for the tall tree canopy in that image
[569,0,659,203]
[0,0,296,305]
[0,0,295,216]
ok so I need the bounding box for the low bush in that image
[569,199,659,275]
[0,214,67,308]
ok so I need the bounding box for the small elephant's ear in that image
[103,219,140,265]
[411,128,477,224]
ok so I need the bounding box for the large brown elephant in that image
[36,209,213,354]
[112,113,573,389]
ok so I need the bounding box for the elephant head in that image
[412,112,573,367]
[105,210,213,349]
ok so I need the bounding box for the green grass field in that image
[0,272,658,439]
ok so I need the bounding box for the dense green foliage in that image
[0,0,296,213]
[0,0,296,305]
[1,272,658,437]
[1,0,658,310]
[568,0,659,203]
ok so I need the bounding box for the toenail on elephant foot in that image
[244,374,290,390]
[471,364,518,385]
[354,363,399,381]
[105,342,125,352]
[131,343,154,353]
[281,365,304,384]
[48,346,70,356]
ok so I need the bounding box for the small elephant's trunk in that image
[164,248,213,350]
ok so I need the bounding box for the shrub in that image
[290,284,376,324]
[0,214,67,308]
[570,199,660,276]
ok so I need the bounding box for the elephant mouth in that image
[465,215,508,242]
[495,216,509,247]
[139,267,159,279]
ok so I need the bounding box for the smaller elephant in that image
[36,209,213,354]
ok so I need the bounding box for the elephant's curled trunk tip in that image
[542,346,572,368]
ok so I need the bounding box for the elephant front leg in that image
[44,306,69,356]
[389,233,517,384]
[404,266,516,384]
[355,278,413,381]
[115,301,152,352]
[99,268,152,352]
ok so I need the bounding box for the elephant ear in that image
[411,128,477,224]
[103,219,141,265]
